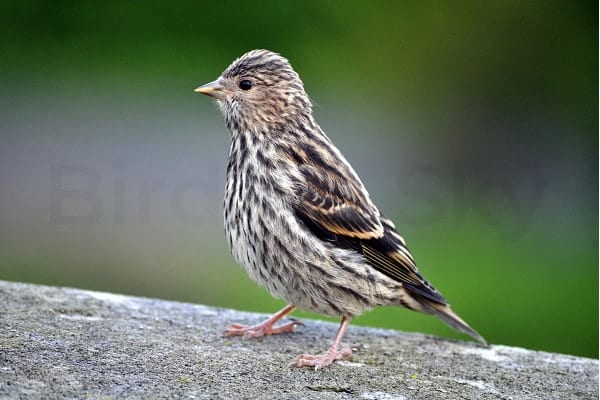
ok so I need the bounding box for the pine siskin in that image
[195,49,486,369]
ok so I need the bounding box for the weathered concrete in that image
[0,280,597,399]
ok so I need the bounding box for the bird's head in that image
[196,49,312,134]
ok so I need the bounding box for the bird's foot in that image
[290,347,352,369]
[224,319,304,339]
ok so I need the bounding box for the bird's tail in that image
[419,299,488,346]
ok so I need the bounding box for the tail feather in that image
[420,299,488,346]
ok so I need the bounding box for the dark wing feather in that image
[362,218,446,304]
[292,160,446,305]
[294,163,384,240]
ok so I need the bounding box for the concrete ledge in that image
[0,280,597,399]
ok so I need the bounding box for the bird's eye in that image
[239,80,253,90]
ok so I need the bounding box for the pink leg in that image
[224,304,303,339]
[291,315,353,369]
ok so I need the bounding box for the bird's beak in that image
[195,79,226,100]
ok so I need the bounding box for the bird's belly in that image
[224,188,379,317]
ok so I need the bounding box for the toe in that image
[290,347,352,369]
[223,323,250,337]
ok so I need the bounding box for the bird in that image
[195,49,487,369]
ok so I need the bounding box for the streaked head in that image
[196,49,312,133]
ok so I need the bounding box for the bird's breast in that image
[223,135,298,291]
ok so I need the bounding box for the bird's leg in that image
[291,315,353,369]
[224,304,303,339]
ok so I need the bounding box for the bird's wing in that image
[293,162,384,240]
[292,161,446,305]
[362,217,446,304]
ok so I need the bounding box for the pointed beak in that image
[195,79,226,100]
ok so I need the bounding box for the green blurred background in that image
[0,1,597,358]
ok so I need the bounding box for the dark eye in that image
[239,79,253,90]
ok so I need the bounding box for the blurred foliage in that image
[0,1,597,358]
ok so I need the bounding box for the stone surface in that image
[0,280,597,400]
